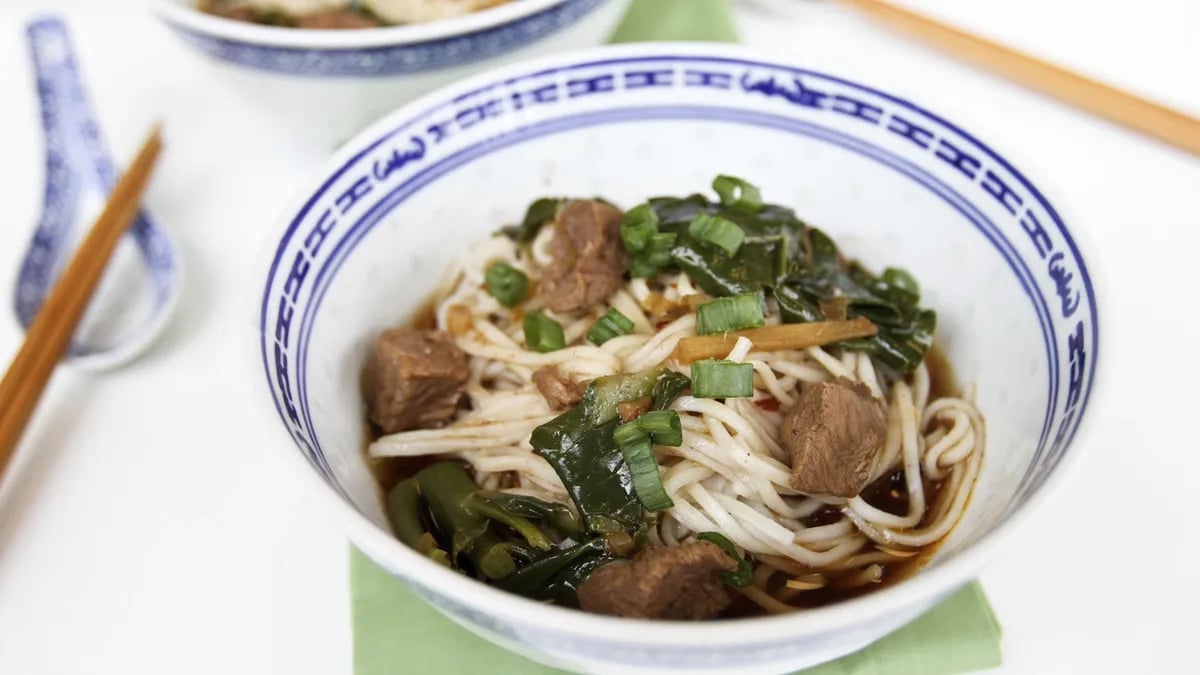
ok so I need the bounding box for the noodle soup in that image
[362,177,984,619]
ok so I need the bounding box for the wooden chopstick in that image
[0,125,163,479]
[836,0,1200,157]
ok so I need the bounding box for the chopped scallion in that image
[612,419,648,447]
[620,204,659,253]
[712,175,763,212]
[696,531,752,587]
[629,232,677,279]
[523,311,565,352]
[614,426,674,511]
[587,308,636,345]
[485,261,528,308]
[690,359,754,398]
[695,292,765,335]
[637,410,682,447]
[688,213,745,256]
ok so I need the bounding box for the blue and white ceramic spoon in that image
[18,17,182,371]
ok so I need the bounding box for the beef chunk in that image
[782,377,887,498]
[532,365,583,410]
[294,10,382,29]
[363,327,469,433]
[577,541,736,620]
[539,200,629,313]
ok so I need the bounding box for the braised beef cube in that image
[363,327,469,433]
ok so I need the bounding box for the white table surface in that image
[0,1,1196,673]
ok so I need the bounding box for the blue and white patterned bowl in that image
[154,0,631,143]
[155,0,625,78]
[251,43,1103,674]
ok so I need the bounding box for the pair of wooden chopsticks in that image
[836,0,1200,158]
[0,127,163,480]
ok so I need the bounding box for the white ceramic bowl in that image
[250,43,1102,674]
[154,0,631,142]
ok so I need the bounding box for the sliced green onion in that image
[690,359,754,398]
[485,261,528,307]
[523,311,565,352]
[614,426,674,511]
[637,410,682,447]
[695,292,765,335]
[696,531,752,587]
[613,419,648,447]
[620,203,659,253]
[587,308,636,345]
[689,213,745,256]
[712,175,763,212]
[629,232,678,279]
[882,267,920,297]
[629,256,662,279]
[581,369,662,426]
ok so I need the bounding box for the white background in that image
[0,1,1197,673]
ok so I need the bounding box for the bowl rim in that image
[247,41,1105,646]
[152,0,574,49]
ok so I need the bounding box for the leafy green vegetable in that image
[416,462,515,580]
[464,493,552,551]
[495,538,608,597]
[640,186,935,373]
[697,532,752,587]
[531,405,644,534]
[505,197,564,243]
[531,369,691,536]
[385,478,427,550]
[651,372,691,410]
[498,539,615,607]
[468,490,582,535]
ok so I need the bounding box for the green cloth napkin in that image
[351,2,1002,673]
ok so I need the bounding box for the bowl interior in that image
[256,46,1098,624]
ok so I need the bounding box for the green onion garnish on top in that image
[695,292,765,335]
[637,409,683,447]
[485,261,528,308]
[612,423,674,511]
[629,232,677,278]
[712,175,763,213]
[696,531,752,587]
[688,213,745,256]
[587,308,636,345]
[690,359,754,398]
[523,311,565,352]
[620,203,659,253]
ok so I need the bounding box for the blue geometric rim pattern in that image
[259,55,1098,513]
[165,0,604,77]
